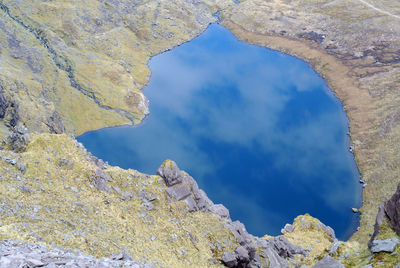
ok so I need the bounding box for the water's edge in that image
[77,23,363,241]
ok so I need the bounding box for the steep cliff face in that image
[0,0,400,267]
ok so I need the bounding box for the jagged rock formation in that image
[366,183,400,265]
[0,133,349,267]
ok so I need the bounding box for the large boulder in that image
[370,238,400,253]
[157,160,183,186]
[385,182,400,236]
[157,160,215,213]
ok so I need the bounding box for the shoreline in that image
[221,18,375,243]
[77,22,364,241]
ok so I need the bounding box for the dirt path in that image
[357,0,400,19]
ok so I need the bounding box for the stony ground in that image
[0,239,157,268]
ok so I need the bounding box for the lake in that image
[78,24,362,240]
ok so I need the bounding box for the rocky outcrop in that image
[0,239,156,268]
[0,88,19,128]
[385,182,400,236]
[368,202,387,248]
[368,183,400,256]
[157,159,320,267]
[266,236,308,259]
[5,123,30,152]
[157,159,216,213]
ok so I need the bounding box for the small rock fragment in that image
[312,255,345,268]
[281,223,294,234]
[17,162,26,172]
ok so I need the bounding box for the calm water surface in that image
[78,24,362,239]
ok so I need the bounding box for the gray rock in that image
[19,185,31,193]
[264,247,289,268]
[26,258,45,267]
[362,265,374,268]
[385,183,400,236]
[235,246,249,263]
[112,186,122,195]
[7,125,30,152]
[211,204,230,219]
[281,224,294,234]
[88,154,107,169]
[139,190,157,202]
[58,158,74,168]
[222,252,237,268]
[17,162,26,172]
[91,169,112,194]
[194,189,214,211]
[370,238,400,253]
[0,256,12,268]
[319,223,336,242]
[368,202,386,248]
[157,160,183,186]
[268,236,308,258]
[312,255,345,268]
[329,242,342,255]
[3,157,16,165]
[185,196,198,212]
[229,221,252,245]
[94,169,111,182]
[165,184,191,201]
[0,239,153,268]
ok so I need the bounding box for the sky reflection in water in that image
[78,24,362,240]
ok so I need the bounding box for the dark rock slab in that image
[385,182,400,236]
[368,202,386,248]
[165,184,191,201]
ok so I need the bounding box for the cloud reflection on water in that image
[78,24,361,239]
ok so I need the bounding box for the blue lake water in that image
[78,24,362,240]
